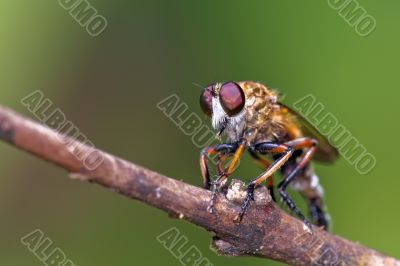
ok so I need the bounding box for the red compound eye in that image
[219,82,245,116]
[200,84,214,117]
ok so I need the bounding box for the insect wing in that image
[280,103,339,164]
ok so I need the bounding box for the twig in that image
[0,105,398,266]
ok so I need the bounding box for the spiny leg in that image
[284,163,330,229]
[210,139,247,212]
[309,197,330,230]
[208,153,234,212]
[200,143,238,189]
[234,143,294,223]
[200,142,238,212]
[248,149,276,202]
[278,138,318,230]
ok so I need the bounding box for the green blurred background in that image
[1,1,399,265]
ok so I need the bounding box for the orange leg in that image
[216,139,247,183]
[200,139,247,213]
[248,150,275,201]
[277,139,318,230]
[200,143,238,189]
[236,138,318,227]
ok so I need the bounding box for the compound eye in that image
[219,82,245,116]
[200,85,214,117]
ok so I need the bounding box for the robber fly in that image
[199,81,338,230]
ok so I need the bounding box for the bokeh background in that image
[1,1,399,265]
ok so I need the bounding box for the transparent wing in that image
[280,103,339,164]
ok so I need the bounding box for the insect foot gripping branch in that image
[227,179,274,226]
[212,179,274,256]
[225,179,272,207]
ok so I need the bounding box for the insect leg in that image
[217,138,247,182]
[216,151,241,180]
[201,142,240,213]
[277,138,318,229]
[309,196,330,230]
[235,143,294,223]
[248,149,276,202]
[200,143,238,189]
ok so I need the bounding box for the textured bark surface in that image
[0,105,398,266]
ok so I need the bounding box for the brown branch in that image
[0,105,398,266]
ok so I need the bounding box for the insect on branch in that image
[0,105,398,266]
